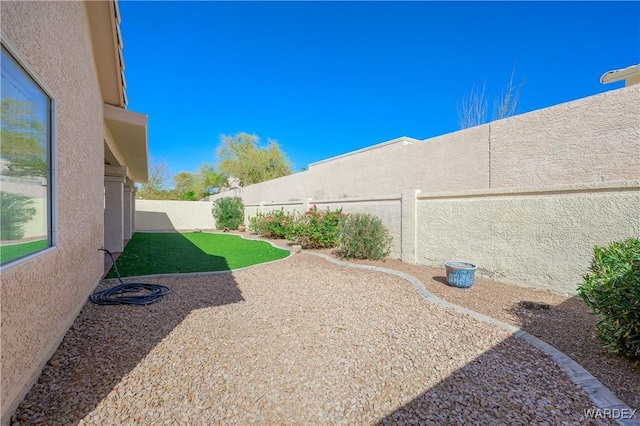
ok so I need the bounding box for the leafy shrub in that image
[247,210,295,239]
[578,238,640,361]
[337,213,391,260]
[0,191,37,240]
[212,196,244,230]
[248,213,266,235]
[289,205,343,249]
[264,210,295,239]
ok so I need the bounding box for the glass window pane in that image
[1,45,52,265]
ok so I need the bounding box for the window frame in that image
[1,36,57,269]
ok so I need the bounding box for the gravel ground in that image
[337,255,640,413]
[12,250,621,425]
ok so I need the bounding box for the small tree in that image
[457,81,489,130]
[458,66,525,129]
[212,196,244,230]
[492,67,524,121]
[137,161,177,200]
[1,191,37,240]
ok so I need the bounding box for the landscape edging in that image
[305,251,639,426]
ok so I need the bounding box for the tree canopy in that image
[137,161,228,201]
[0,98,47,177]
[216,132,291,187]
[135,132,292,200]
[172,164,227,200]
[136,161,173,200]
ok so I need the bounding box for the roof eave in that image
[600,64,640,85]
[86,0,126,107]
[104,104,148,183]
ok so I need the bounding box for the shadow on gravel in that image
[376,293,640,425]
[432,276,449,286]
[375,335,620,426]
[506,296,640,411]
[12,238,244,425]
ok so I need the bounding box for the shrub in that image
[247,210,295,239]
[212,196,244,230]
[0,191,37,240]
[337,213,391,260]
[248,213,266,235]
[578,238,640,361]
[265,209,295,239]
[289,205,343,249]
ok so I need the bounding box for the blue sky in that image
[119,1,639,178]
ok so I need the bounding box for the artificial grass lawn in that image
[0,239,48,264]
[106,232,289,278]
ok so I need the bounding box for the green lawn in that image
[106,232,289,278]
[0,239,49,264]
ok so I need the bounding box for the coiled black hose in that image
[90,249,171,305]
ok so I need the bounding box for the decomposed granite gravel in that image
[11,249,634,425]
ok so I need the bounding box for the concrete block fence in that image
[134,185,639,294]
[241,181,640,294]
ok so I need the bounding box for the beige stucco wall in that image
[216,86,637,208]
[135,200,215,231]
[215,85,638,296]
[490,85,640,188]
[243,197,403,258]
[308,127,490,198]
[216,126,490,204]
[1,3,105,424]
[416,182,640,294]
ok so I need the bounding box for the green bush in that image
[247,210,295,239]
[265,209,295,239]
[212,196,244,230]
[289,205,343,249]
[337,213,391,260]
[248,213,266,235]
[578,238,640,361]
[0,191,37,240]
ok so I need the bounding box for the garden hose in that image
[90,249,171,305]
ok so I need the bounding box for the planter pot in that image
[237,224,246,232]
[444,261,477,288]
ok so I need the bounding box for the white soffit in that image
[600,64,640,84]
[86,0,126,107]
[104,104,148,183]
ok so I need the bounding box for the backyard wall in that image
[415,182,639,292]
[1,2,105,424]
[0,178,47,238]
[212,85,640,294]
[245,195,404,258]
[136,200,215,231]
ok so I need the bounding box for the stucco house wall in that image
[1,3,106,424]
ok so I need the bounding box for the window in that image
[1,43,53,266]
